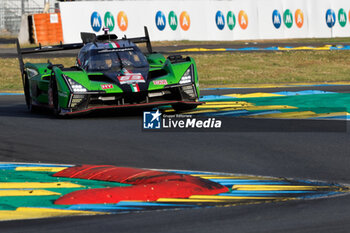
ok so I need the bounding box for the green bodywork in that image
[24,52,200,111]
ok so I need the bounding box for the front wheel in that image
[49,77,62,117]
[24,74,37,112]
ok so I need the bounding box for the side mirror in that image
[47,60,53,70]
[47,62,64,70]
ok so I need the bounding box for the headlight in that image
[179,66,193,85]
[64,75,88,93]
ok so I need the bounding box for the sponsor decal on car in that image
[130,83,140,92]
[153,80,168,85]
[101,84,114,90]
[118,74,145,84]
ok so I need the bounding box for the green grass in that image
[193,51,350,87]
[2,51,350,91]
[0,58,75,91]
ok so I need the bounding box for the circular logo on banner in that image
[117,11,128,31]
[180,11,190,31]
[155,11,166,31]
[168,11,178,31]
[90,12,102,32]
[295,9,304,28]
[326,9,336,28]
[272,10,282,29]
[338,8,347,27]
[238,10,248,30]
[104,12,115,32]
[283,9,293,28]
[216,11,225,30]
[227,11,236,30]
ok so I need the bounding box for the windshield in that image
[84,47,148,71]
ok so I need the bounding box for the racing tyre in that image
[50,76,62,117]
[24,74,37,112]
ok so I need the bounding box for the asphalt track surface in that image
[0,87,350,233]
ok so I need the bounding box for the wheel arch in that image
[50,67,71,109]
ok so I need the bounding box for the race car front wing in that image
[62,84,200,115]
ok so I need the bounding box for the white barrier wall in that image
[59,0,350,43]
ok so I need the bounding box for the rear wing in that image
[16,26,152,87]
[128,26,153,54]
[16,40,83,87]
[81,26,153,54]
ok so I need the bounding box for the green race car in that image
[17,27,200,116]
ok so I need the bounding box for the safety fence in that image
[0,0,53,35]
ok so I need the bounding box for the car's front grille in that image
[85,89,181,108]
[69,85,196,111]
